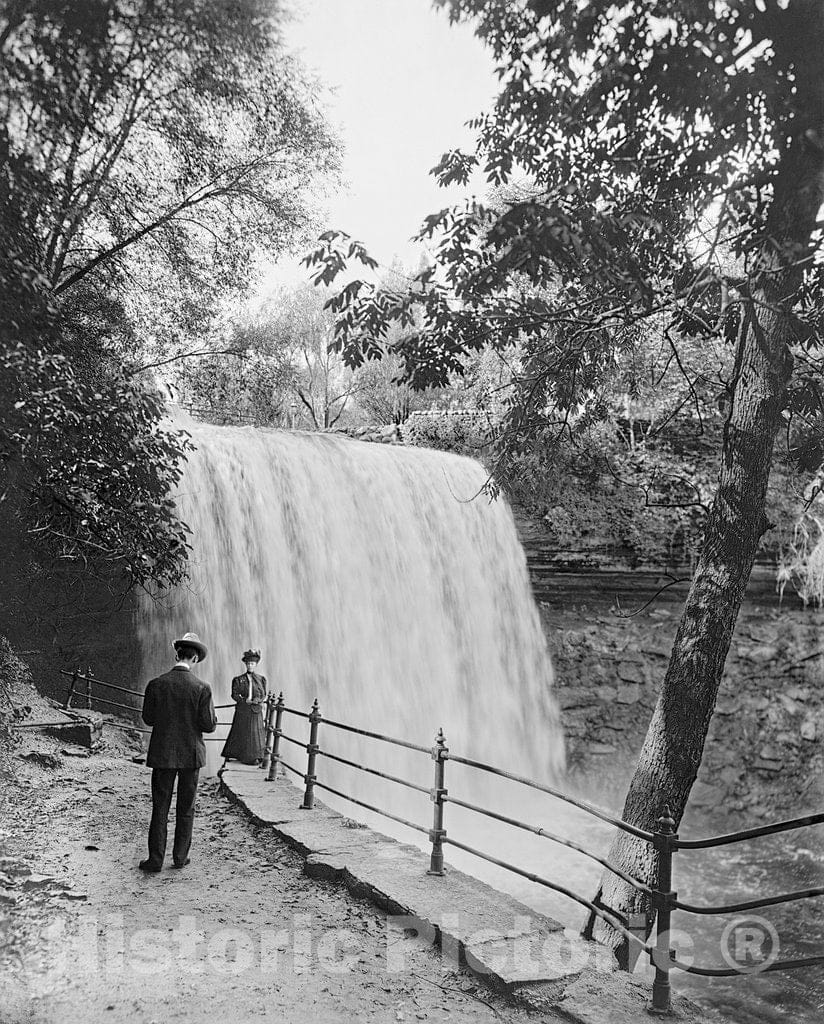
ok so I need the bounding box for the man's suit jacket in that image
[142,665,217,770]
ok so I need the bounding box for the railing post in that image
[427,728,448,876]
[85,666,92,710]
[300,698,321,809]
[261,694,276,771]
[650,804,677,1015]
[64,668,79,710]
[266,692,285,782]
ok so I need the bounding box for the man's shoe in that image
[172,858,191,869]
[138,860,162,873]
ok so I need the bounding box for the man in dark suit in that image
[139,631,216,872]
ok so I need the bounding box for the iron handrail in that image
[61,669,650,842]
[442,834,652,956]
[313,778,430,835]
[673,886,824,916]
[77,692,139,715]
[279,758,303,778]
[281,705,311,720]
[320,716,431,755]
[59,668,142,699]
[58,669,824,1004]
[279,731,306,749]
[268,694,824,1006]
[675,811,824,850]
[316,747,431,795]
[445,751,656,843]
[671,953,824,978]
[443,793,652,895]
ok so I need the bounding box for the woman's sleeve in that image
[230,675,244,702]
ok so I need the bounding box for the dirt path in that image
[1,728,552,1024]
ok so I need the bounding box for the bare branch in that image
[126,348,244,377]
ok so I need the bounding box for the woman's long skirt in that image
[221,703,266,763]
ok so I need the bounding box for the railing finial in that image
[658,805,676,835]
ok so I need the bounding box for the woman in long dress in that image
[221,648,267,765]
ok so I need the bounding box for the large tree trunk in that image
[587,10,824,967]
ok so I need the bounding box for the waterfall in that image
[137,423,566,905]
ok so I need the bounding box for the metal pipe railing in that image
[442,833,652,957]
[675,811,824,849]
[55,670,824,1006]
[83,693,142,714]
[313,778,430,835]
[279,731,307,749]
[261,695,277,772]
[281,705,311,720]
[58,668,142,700]
[266,694,285,781]
[301,700,321,809]
[278,758,303,778]
[446,750,656,842]
[428,728,447,875]
[320,715,431,755]
[444,793,652,895]
[316,747,431,795]
[673,885,824,915]
[671,952,824,977]
[650,807,676,1013]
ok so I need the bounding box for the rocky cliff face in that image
[540,599,824,829]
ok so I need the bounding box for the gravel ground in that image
[0,726,554,1024]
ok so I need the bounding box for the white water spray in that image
[138,424,569,908]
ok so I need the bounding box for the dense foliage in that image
[0,0,339,598]
[307,1,824,486]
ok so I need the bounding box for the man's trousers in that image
[147,767,200,867]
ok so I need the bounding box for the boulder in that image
[777,693,803,715]
[617,662,645,684]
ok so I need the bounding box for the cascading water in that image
[137,421,567,908]
[135,422,824,1024]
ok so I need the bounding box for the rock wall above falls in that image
[541,600,824,831]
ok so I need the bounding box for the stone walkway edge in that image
[219,766,711,1023]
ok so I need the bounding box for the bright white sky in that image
[259,0,496,291]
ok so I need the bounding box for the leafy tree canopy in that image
[2,0,339,307]
[307,0,824,484]
[1,0,340,596]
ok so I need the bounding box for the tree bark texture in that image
[588,4,824,967]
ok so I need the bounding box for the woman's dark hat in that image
[173,632,208,662]
[242,648,261,662]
